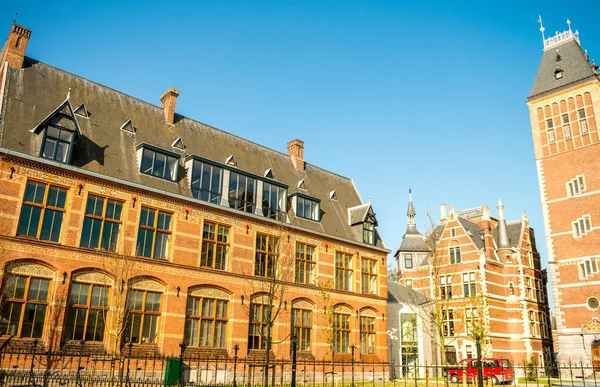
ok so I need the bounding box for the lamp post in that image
[386,329,399,380]
[291,334,298,387]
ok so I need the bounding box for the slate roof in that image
[492,220,523,248]
[387,281,429,306]
[529,38,597,100]
[458,217,485,250]
[0,58,386,249]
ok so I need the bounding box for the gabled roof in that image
[30,97,82,137]
[387,281,429,306]
[529,38,597,100]
[348,203,377,226]
[458,217,485,251]
[0,58,386,249]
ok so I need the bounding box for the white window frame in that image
[572,215,592,238]
[566,175,586,197]
[578,258,599,279]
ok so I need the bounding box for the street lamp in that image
[386,329,399,380]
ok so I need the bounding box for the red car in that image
[447,358,515,384]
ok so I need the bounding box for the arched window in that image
[64,271,111,342]
[359,309,376,354]
[122,279,164,345]
[291,299,313,352]
[333,305,352,353]
[0,262,54,339]
[248,294,272,350]
[184,287,230,348]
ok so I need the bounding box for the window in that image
[464,307,478,335]
[296,196,319,221]
[291,308,311,351]
[463,272,476,297]
[442,309,454,337]
[360,315,375,354]
[451,229,456,237]
[466,345,473,359]
[335,252,353,291]
[123,290,161,345]
[248,302,271,350]
[333,312,351,353]
[508,282,515,296]
[228,172,256,213]
[400,313,417,343]
[80,195,123,251]
[140,147,179,181]
[361,258,377,295]
[525,277,533,299]
[136,207,172,259]
[190,160,222,204]
[200,223,230,270]
[449,245,461,264]
[546,119,556,143]
[363,222,374,244]
[255,234,278,278]
[587,297,600,311]
[41,126,75,163]
[527,251,534,268]
[440,275,452,299]
[295,243,315,284]
[578,109,588,134]
[262,182,286,220]
[529,310,538,337]
[17,181,67,242]
[64,282,108,342]
[567,175,586,197]
[536,280,543,302]
[184,296,227,347]
[562,114,572,138]
[0,275,50,338]
[579,258,598,279]
[554,69,564,79]
[572,215,592,238]
[404,254,413,269]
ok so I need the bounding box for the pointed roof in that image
[348,203,377,226]
[397,195,428,253]
[529,37,597,100]
[30,97,82,137]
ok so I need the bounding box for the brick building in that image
[394,196,553,366]
[0,23,390,361]
[526,20,600,364]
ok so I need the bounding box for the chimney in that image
[160,87,179,125]
[478,205,495,258]
[448,204,455,219]
[287,139,305,171]
[440,203,447,222]
[1,24,31,81]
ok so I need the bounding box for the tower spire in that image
[407,189,416,225]
[497,199,510,250]
[538,15,546,43]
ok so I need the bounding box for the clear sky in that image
[3,0,598,309]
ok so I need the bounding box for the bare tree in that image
[315,279,335,365]
[242,221,295,387]
[397,213,458,366]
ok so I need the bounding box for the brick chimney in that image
[440,203,447,222]
[479,205,495,258]
[1,24,31,81]
[160,87,179,125]
[287,139,305,171]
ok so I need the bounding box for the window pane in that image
[141,149,154,174]
[42,138,57,159]
[55,142,69,162]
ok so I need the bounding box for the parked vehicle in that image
[447,358,515,384]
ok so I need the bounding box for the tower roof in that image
[407,199,416,217]
[529,33,597,101]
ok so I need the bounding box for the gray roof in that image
[348,203,372,226]
[406,200,415,216]
[0,58,385,248]
[387,281,429,306]
[492,220,523,248]
[458,218,485,250]
[397,232,429,253]
[529,39,597,100]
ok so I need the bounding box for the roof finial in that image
[538,15,546,42]
[567,18,572,32]
[409,188,412,201]
[13,12,18,24]
[66,88,71,100]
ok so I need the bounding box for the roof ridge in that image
[25,57,356,182]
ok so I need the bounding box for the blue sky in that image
[3,1,598,308]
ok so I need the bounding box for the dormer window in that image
[363,222,374,244]
[295,195,320,221]
[137,144,180,182]
[554,68,564,80]
[229,172,256,213]
[189,158,223,204]
[262,182,286,220]
[41,126,75,163]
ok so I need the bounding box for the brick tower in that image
[527,19,600,364]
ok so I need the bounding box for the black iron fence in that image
[0,346,598,387]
